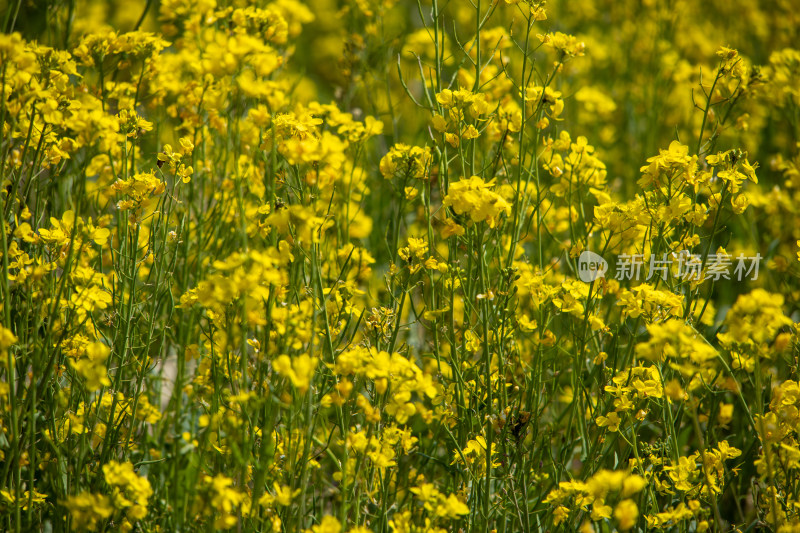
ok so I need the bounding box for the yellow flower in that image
[63,492,114,530]
[197,474,246,530]
[379,143,432,180]
[614,499,639,531]
[537,31,585,58]
[310,515,342,533]
[0,489,47,511]
[718,403,734,425]
[464,329,481,352]
[69,342,111,392]
[111,171,166,210]
[102,461,153,523]
[0,326,18,355]
[273,354,318,393]
[595,412,621,432]
[590,501,612,520]
[553,505,570,525]
[410,483,441,509]
[435,88,489,116]
[717,289,792,349]
[435,493,470,518]
[443,176,511,227]
[397,237,428,261]
[259,483,300,507]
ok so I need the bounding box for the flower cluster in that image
[2,1,800,532]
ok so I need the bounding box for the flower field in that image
[2,0,800,531]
